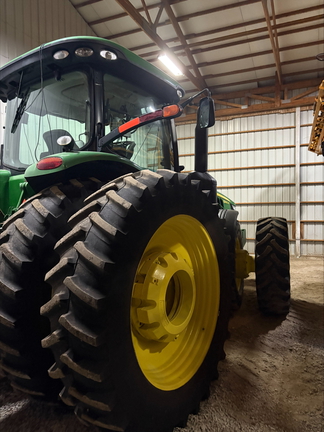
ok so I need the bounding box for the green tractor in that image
[0,37,290,432]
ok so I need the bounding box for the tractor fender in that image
[24,151,141,192]
[219,208,239,249]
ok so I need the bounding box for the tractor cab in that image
[0,37,185,176]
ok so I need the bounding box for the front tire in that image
[42,170,231,431]
[0,178,101,399]
[255,217,290,315]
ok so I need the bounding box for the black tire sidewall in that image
[0,178,101,398]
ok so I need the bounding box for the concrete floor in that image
[0,256,323,432]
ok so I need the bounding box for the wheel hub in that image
[133,251,196,342]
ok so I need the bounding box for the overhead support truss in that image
[261,0,282,84]
[72,0,324,117]
[114,0,206,90]
[176,79,320,122]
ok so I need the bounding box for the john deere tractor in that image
[0,37,290,432]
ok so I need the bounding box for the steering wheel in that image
[102,140,136,159]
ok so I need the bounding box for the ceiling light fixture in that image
[53,50,69,60]
[158,54,183,76]
[316,53,324,61]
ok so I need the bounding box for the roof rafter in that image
[113,0,205,89]
[100,4,323,42]
[75,0,103,7]
[89,0,260,26]
[195,56,318,82]
[160,0,206,88]
[185,95,315,120]
[142,22,323,61]
[68,0,324,110]
[193,40,322,69]
[261,0,282,84]
[140,0,153,24]
[208,78,322,100]
[185,69,323,94]
[127,13,322,55]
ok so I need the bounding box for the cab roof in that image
[0,36,185,104]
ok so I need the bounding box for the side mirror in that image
[197,97,215,129]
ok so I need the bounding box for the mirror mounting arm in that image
[181,88,211,109]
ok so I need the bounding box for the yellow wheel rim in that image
[131,215,220,391]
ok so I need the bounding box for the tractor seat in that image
[43,129,73,154]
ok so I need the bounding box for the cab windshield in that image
[3,68,174,172]
[3,70,90,170]
[103,74,173,171]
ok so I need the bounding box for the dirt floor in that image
[0,256,323,432]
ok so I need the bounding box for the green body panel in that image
[0,170,11,221]
[217,191,236,209]
[24,151,142,179]
[216,191,247,247]
[1,151,140,226]
[216,191,246,247]
[0,171,35,223]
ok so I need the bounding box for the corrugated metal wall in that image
[0,0,95,143]
[177,104,324,256]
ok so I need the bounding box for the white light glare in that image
[158,54,183,76]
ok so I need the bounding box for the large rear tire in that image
[255,217,290,315]
[42,170,231,432]
[0,178,101,399]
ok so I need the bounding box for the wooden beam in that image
[102,4,323,44]
[207,78,323,100]
[140,0,152,25]
[183,40,321,70]
[178,126,296,142]
[270,0,279,43]
[284,67,324,78]
[181,68,323,96]
[177,96,316,123]
[199,63,276,81]
[247,94,275,102]
[142,21,323,61]
[275,73,281,107]
[192,24,323,57]
[160,0,206,88]
[75,0,103,7]
[290,87,319,101]
[213,99,245,108]
[153,5,164,30]
[113,0,205,90]
[173,0,261,19]
[172,46,319,87]
[88,0,186,23]
[90,2,322,28]
[173,14,323,52]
